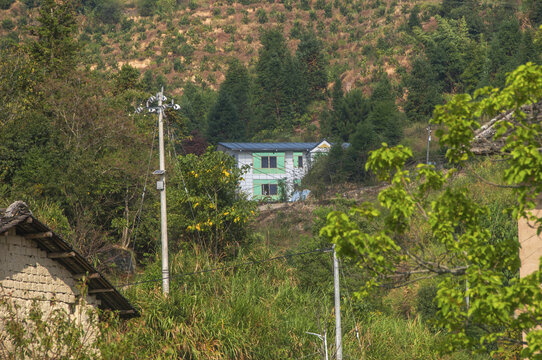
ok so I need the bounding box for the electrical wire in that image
[116,247,333,288]
[128,124,158,272]
[165,116,204,244]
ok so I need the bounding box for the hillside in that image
[2,0,424,94]
[2,0,539,98]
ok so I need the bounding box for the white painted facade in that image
[218,140,332,200]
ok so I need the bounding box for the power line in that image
[117,247,333,288]
[128,124,158,272]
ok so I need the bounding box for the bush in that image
[416,282,439,323]
[94,0,122,24]
[168,148,257,256]
[256,8,268,23]
[1,18,15,30]
[0,0,14,10]
[138,0,154,16]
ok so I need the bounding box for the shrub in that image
[1,18,15,31]
[121,18,134,31]
[0,0,14,10]
[416,282,439,323]
[168,148,256,256]
[188,0,198,10]
[324,3,332,17]
[223,24,236,34]
[315,0,325,10]
[138,0,154,16]
[256,8,268,23]
[94,0,122,24]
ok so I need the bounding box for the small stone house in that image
[0,201,138,350]
[217,140,333,200]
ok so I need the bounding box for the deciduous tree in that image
[320,62,542,358]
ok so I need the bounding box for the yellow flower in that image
[193,202,199,208]
[223,212,229,216]
[222,170,230,177]
[196,223,201,231]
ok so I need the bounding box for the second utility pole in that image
[333,245,342,360]
[158,87,170,295]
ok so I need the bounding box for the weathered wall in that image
[519,200,542,278]
[0,232,101,356]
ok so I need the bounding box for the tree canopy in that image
[321,62,542,358]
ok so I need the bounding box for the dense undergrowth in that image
[100,241,489,359]
[97,158,516,359]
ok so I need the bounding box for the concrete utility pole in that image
[157,87,169,295]
[426,125,432,165]
[333,245,343,360]
[136,88,180,296]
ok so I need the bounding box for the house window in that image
[296,155,303,168]
[261,156,277,168]
[261,184,278,196]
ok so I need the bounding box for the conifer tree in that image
[251,28,309,135]
[404,56,443,122]
[296,31,328,99]
[219,59,252,137]
[206,91,241,144]
[30,0,79,76]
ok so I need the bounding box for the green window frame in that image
[253,153,285,174]
[253,179,280,199]
[293,152,303,168]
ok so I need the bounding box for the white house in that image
[217,140,332,200]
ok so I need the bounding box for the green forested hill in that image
[0,0,542,358]
[0,0,540,264]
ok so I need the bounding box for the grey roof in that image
[218,142,321,152]
[0,201,138,318]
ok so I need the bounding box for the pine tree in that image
[206,91,241,144]
[30,0,79,76]
[296,31,328,99]
[220,59,252,137]
[487,17,522,86]
[251,28,309,135]
[331,76,343,110]
[367,74,404,145]
[404,56,443,122]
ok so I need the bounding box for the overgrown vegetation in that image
[1,0,541,357]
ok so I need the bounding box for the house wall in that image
[226,150,309,200]
[0,233,101,353]
[519,203,542,278]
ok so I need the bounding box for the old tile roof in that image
[0,201,138,318]
[472,101,542,155]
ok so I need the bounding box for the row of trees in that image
[207,28,327,143]
[0,0,256,267]
[403,2,542,123]
[322,61,542,359]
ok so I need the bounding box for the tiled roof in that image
[0,201,138,318]
[218,142,320,152]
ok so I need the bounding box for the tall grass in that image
[99,238,491,359]
[102,244,336,359]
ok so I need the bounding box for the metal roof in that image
[218,142,321,152]
[0,202,138,318]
